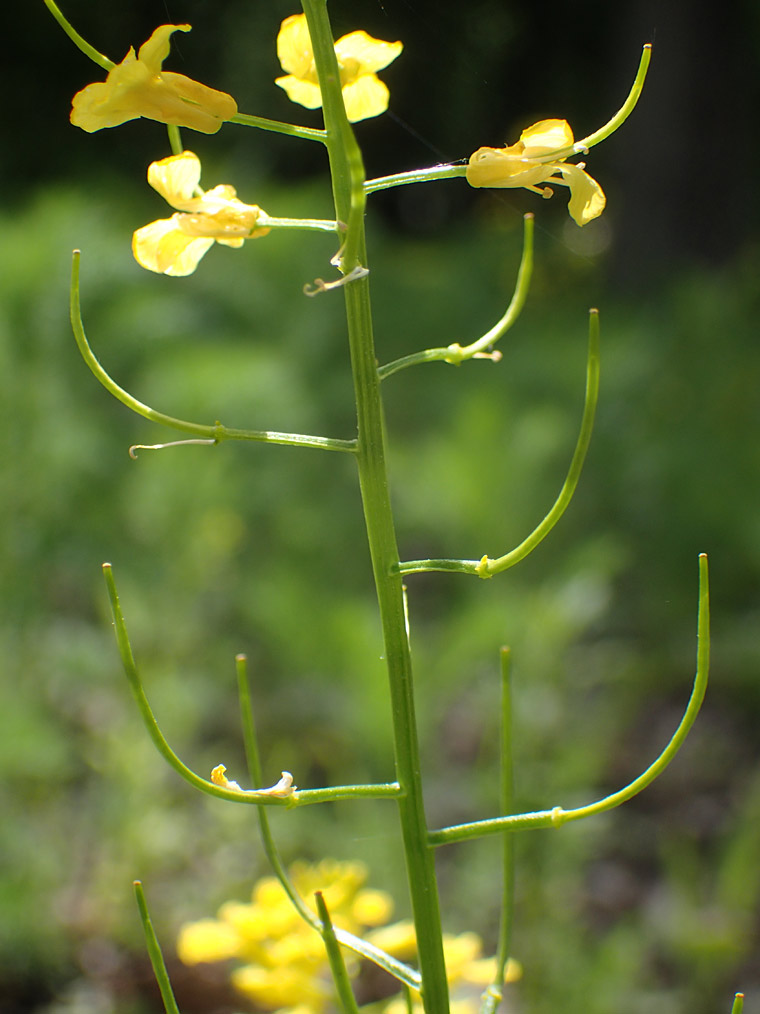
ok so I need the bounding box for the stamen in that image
[304,265,369,296]
[129,438,217,458]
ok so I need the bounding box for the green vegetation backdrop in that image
[2,2,760,1013]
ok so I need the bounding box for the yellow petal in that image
[120,70,236,134]
[554,163,606,225]
[334,31,403,74]
[465,147,554,189]
[351,888,394,926]
[275,74,323,110]
[232,964,328,1009]
[176,918,241,964]
[70,25,236,134]
[132,216,214,275]
[519,118,574,157]
[276,14,318,82]
[340,75,391,121]
[70,57,149,132]
[136,24,191,73]
[147,151,202,209]
[160,71,237,126]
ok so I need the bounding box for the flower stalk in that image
[299,1,449,1011]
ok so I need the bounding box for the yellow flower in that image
[132,151,270,276]
[466,118,606,226]
[71,24,237,134]
[177,859,395,1012]
[275,13,402,122]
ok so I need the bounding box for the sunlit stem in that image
[70,252,356,454]
[231,111,327,143]
[398,309,599,576]
[299,1,449,1010]
[167,124,183,157]
[480,648,516,1014]
[428,554,709,846]
[261,216,343,233]
[578,44,652,149]
[43,0,114,70]
[133,881,181,1014]
[295,784,403,804]
[552,44,652,160]
[365,164,467,195]
[315,892,362,1014]
[379,214,534,380]
[731,994,745,1014]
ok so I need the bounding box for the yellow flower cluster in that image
[466,118,605,226]
[275,14,402,122]
[177,859,520,1014]
[132,151,270,276]
[177,860,392,1011]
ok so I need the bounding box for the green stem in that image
[365,164,467,195]
[43,0,114,70]
[103,564,294,806]
[574,44,652,152]
[299,2,449,1012]
[260,216,341,233]
[295,783,403,804]
[379,213,534,380]
[315,893,362,1014]
[71,252,356,454]
[479,648,516,1014]
[399,309,599,576]
[133,882,181,1014]
[731,994,745,1014]
[231,111,327,143]
[429,555,710,847]
[166,124,183,156]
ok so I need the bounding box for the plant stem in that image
[298,2,449,1012]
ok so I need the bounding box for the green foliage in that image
[1,166,758,1012]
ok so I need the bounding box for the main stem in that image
[299,3,449,1012]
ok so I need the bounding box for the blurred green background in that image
[3,1,760,1013]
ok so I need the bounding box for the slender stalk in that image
[167,125,183,156]
[379,213,534,380]
[133,881,181,1014]
[365,164,467,194]
[315,892,363,1014]
[71,252,356,455]
[479,648,516,1014]
[299,2,449,1012]
[429,555,710,847]
[231,111,327,142]
[43,0,114,70]
[399,309,600,577]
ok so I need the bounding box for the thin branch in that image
[70,252,356,454]
[378,214,534,380]
[399,309,600,576]
[133,882,181,1014]
[429,556,709,846]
